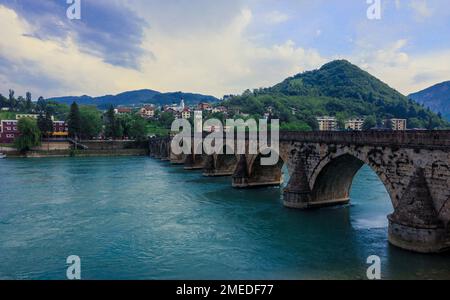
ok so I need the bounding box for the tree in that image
[104,106,123,139]
[37,112,54,138]
[128,116,147,141]
[104,105,115,138]
[46,101,69,120]
[14,118,41,152]
[25,92,33,112]
[79,106,102,139]
[36,97,47,114]
[304,115,319,131]
[117,114,133,138]
[362,115,377,130]
[67,102,82,139]
[407,118,422,129]
[8,89,16,110]
[17,96,26,112]
[0,94,7,109]
[159,112,175,128]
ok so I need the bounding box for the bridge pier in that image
[388,216,449,253]
[170,152,185,165]
[232,155,283,188]
[203,154,238,177]
[386,168,450,253]
[184,154,206,170]
[160,144,169,161]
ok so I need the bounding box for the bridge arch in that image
[308,149,397,209]
[233,149,286,188]
[214,145,240,175]
[203,144,240,177]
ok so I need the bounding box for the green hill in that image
[223,60,448,130]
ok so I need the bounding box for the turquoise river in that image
[0,156,449,279]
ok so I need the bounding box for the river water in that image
[0,156,449,279]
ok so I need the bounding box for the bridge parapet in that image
[280,130,450,148]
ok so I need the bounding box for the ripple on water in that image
[1,158,450,279]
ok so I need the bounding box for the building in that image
[0,120,18,144]
[385,119,407,131]
[140,105,156,119]
[16,114,41,120]
[114,107,132,115]
[0,119,69,143]
[164,106,179,118]
[52,121,69,138]
[212,106,228,114]
[197,102,212,111]
[164,99,186,114]
[345,118,365,131]
[317,116,337,131]
[181,107,192,119]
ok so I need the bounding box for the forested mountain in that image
[223,60,448,130]
[409,81,450,121]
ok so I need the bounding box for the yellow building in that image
[317,116,337,131]
[345,118,365,131]
[140,105,155,118]
[181,108,192,119]
[385,119,407,131]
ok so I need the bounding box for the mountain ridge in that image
[48,89,219,109]
[408,81,450,121]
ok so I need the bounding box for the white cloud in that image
[350,39,450,95]
[0,5,326,98]
[138,8,326,94]
[265,10,290,24]
[410,0,433,19]
[1,1,448,100]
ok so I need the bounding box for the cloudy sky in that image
[0,0,449,99]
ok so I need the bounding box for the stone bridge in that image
[149,130,450,253]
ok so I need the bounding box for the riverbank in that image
[4,148,148,158]
[1,140,149,158]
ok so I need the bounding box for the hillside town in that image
[1,96,411,147]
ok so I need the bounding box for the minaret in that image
[180,98,185,111]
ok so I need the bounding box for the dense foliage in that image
[37,112,54,138]
[223,60,449,130]
[13,118,41,152]
[67,102,82,139]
